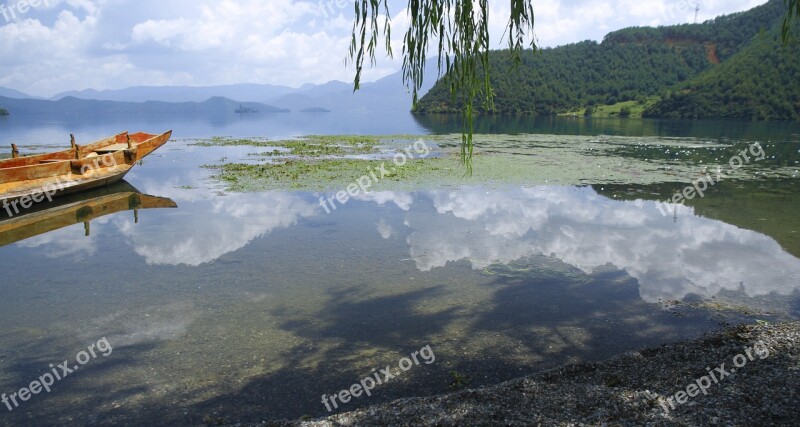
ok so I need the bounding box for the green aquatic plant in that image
[191,136,274,147]
[204,157,450,192]
[200,133,800,193]
[449,370,469,389]
[201,415,227,426]
[191,135,378,156]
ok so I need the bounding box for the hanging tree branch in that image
[784,0,800,44]
[349,1,796,169]
[348,0,536,170]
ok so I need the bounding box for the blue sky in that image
[0,0,767,97]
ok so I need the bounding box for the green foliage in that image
[346,0,798,167]
[584,105,595,117]
[605,0,786,61]
[565,98,658,118]
[783,0,800,43]
[0,108,8,115]
[618,106,632,118]
[416,0,795,121]
[416,40,712,115]
[643,27,800,120]
[349,0,536,167]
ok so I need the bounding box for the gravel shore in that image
[261,321,799,426]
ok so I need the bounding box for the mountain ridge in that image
[0,96,289,115]
[0,61,438,115]
[415,0,797,121]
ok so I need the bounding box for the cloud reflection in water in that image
[402,186,800,303]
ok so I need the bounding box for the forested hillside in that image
[415,0,795,120]
[417,40,711,115]
[643,28,800,120]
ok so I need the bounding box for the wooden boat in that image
[0,130,172,205]
[0,181,177,247]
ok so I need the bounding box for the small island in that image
[300,107,331,113]
[234,105,258,114]
[0,108,9,116]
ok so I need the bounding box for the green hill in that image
[643,28,800,120]
[415,0,796,120]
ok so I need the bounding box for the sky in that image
[0,0,768,97]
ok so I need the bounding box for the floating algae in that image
[199,133,800,192]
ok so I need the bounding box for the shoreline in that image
[263,321,799,426]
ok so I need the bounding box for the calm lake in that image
[1,112,799,425]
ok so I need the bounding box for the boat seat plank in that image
[94,143,130,153]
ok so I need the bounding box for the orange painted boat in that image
[0,130,172,205]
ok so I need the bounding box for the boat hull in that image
[0,131,172,205]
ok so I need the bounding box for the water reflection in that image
[413,113,800,141]
[116,183,319,266]
[398,186,800,303]
[0,181,176,248]
[6,184,798,308]
[2,183,798,424]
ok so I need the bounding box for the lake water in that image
[1,112,799,425]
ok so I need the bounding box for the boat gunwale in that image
[0,130,172,203]
[0,132,130,169]
[0,131,169,174]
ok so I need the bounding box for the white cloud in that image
[0,0,770,97]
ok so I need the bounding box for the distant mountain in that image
[7,61,438,115]
[293,80,353,98]
[52,84,300,103]
[266,62,439,113]
[416,0,797,121]
[0,87,36,99]
[0,96,289,115]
